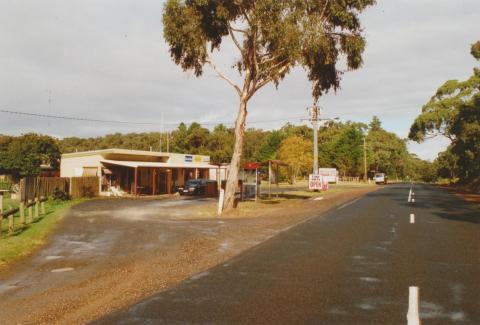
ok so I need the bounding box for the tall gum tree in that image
[409,41,480,143]
[163,0,376,211]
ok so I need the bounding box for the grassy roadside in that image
[184,182,377,219]
[214,182,376,218]
[0,199,84,269]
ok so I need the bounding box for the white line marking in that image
[313,196,324,201]
[410,214,415,224]
[408,188,412,202]
[411,198,415,203]
[338,198,360,210]
[51,267,74,273]
[407,286,420,325]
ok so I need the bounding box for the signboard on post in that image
[318,168,338,183]
[309,174,329,191]
[309,174,323,190]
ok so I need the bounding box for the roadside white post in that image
[407,286,420,325]
[218,188,225,215]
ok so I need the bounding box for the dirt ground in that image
[439,184,480,204]
[0,186,378,324]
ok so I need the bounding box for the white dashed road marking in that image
[338,198,360,210]
[410,214,415,224]
[51,267,74,273]
[407,286,420,325]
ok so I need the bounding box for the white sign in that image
[309,174,323,190]
[309,174,329,191]
[318,168,338,183]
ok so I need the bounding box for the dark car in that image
[178,179,207,196]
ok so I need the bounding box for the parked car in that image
[374,173,387,185]
[178,179,207,195]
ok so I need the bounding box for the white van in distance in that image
[374,173,387,185]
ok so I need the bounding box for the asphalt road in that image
[95,184,479,325]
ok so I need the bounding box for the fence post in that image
[20,202,25,225]
[27,200,33,224]
[34,198,39,220]
[0,213,3,238]
[8,205,14,234]
[0,193,3,214]
[41,197,46,215]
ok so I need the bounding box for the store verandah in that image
[100,160,212,196]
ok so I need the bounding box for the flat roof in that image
[62,148,207,159]
[101,159,222,169]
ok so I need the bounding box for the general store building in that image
[60,149,226,196]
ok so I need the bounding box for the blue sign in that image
[185,155,193,163]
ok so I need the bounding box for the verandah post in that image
[152,169,156,195]
[134,167,138,196]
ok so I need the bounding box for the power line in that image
[0,108,306,128]
[0,109,156,125]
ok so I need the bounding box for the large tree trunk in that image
[222,96,248,212]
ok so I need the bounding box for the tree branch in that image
[320,0,330,20]
[230,26,247,34]
[206,55,242,96]
[255,64,290,92]
[228,24,243,53]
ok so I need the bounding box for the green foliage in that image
[369,116,382,132]
[163,0,375,100]
[332,126,364,177]
[0,180,11,191]
[278,136,313,183]
[409,41,480,142]
[410,40,480,184]
[0,133,60,178]
[208,124,234,163]
[367,126,409,178]
[434,148,458,181]
[450,94,480,181]
[471,41,480,60]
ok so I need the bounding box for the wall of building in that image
[60,154,103,177]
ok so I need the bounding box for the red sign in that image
[244,162,261,170]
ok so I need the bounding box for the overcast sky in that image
[1,0,478,160]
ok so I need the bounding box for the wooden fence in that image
[338,176,361,183]
[70,177,99,199]
[20,177,99,202]
[0,197,47,238]
[20,177,69,202]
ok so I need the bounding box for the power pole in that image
[166,131,170,153]
[159,112,164,152]
[363,137,367,182]
[307,105,320,175]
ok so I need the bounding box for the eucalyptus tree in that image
[163,0,375,211]
[409,41,480,142]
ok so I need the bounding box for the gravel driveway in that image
[0,188,376,324]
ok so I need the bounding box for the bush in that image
[51,187,70,201]
[0,181,11,191]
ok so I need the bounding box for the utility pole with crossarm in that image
[304,105,339,175]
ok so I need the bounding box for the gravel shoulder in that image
[0,185,378,324]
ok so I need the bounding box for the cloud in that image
[1,0,479,161]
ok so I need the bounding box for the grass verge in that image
[0,199,84,269]
[229,183,376,217]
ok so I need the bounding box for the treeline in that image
[1,117,434,182]
[1,117,436,182]
[409,40,480,189]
